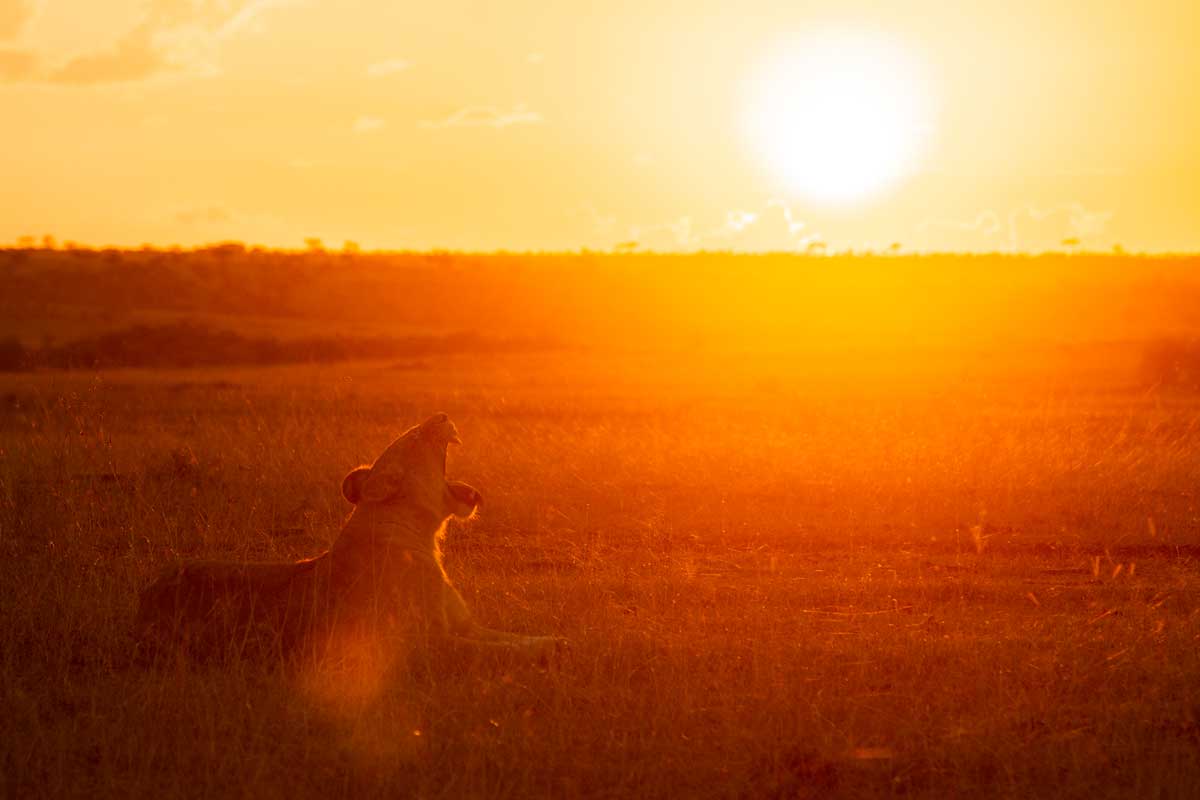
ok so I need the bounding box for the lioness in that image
[136,413,559,663]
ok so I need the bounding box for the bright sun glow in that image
[744,29,934,207]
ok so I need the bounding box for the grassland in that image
[1,250,1199,798]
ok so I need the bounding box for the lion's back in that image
[136,556,328,658]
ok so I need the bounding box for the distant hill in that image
[2,247,1199,378]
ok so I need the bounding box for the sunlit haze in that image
[3,0,1199,252]
[6,4,1200,798]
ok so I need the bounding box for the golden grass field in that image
[1,250,1199,798]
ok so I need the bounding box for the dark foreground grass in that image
[1,354,1198,798]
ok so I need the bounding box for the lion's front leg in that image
[440,581,564,662]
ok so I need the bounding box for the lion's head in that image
[340,413,480,520]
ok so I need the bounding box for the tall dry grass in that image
[1,352,1198,798]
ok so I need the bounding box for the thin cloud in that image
[526,52,544,64]
[766,199,807,237]
[352,115,385,134]
[717,210,758,235]
[419,103,543,129]
[0,47,36,79]
[914,209,1010,251]
[622,203,818,253]
[916,205,1112,252]
[366,58,409,78]
[918,211,1004,236]
[629,217,695,251]
[6,0,297,85]
[0,0,36,41]
[49,26,166,85]
[699,201,816,252]
[218,0,295,38]
[1008,203,1113,251]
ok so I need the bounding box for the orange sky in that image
[2,0,1198,252]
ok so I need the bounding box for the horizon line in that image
[3,243,1196,259]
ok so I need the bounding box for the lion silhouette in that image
[136,414,559,664]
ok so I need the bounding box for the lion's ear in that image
[341,467,373,505]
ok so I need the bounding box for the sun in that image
[743,29,934,207]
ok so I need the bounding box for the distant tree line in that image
[0,323,553,371]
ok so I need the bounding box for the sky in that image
[2,0,1199,253]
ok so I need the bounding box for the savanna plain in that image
[1,248,1199,799]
